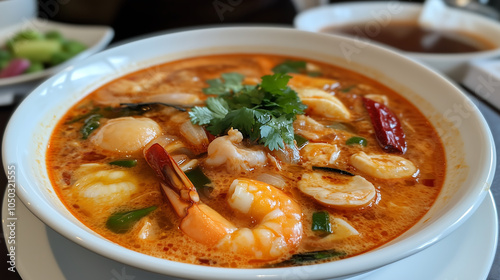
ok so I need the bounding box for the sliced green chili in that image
[185,167,211,192]
[272,250,347,266]
[294,134,309,149]
[346,136,367,147]
[312,166,355,176]
[81,114,102,139]
[311,211,332,234]
[106,206,157,234]
[291,250,346,263]
[109,159,137,168]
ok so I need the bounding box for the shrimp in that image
[298,172,376,209]
[144,143,303,260]
[300,143,340,166]
[109,72,167,94]
[94,72,168,106]
[72,163,139,212]
[295,88,351,121]
[91,117,162,154]
[205,128,267,174]
[145,135,199,172]
[350,152,417,179]
[293,115,334,141]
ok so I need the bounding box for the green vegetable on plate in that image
[0,29,87,78]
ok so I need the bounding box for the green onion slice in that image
[311,211,332,234]
[106,206,157,234]
[185,167,211,192]
[346,136,367,147]
[312,166,355,176]
[81,114,101,139]
[294,134,309,149]
[109,159,137,168]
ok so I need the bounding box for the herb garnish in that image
[106,206,157,234]
[271,250,346,267]
[189,72,307,151]
[272,60,322,77]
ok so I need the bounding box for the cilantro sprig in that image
[189,72,307,151]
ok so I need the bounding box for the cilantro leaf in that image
[205,97,229,119]
[203,72,244,95]
[261,73,291,95]
[189,107,213,125]
[190,72,307,151]
[260,115,294,151]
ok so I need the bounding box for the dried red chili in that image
[363,97,407,154]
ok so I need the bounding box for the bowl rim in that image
[2,26,496,279]
[293,1,500,60]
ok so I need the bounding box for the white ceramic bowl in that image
[294,1,500,81]
[2,27,496,279]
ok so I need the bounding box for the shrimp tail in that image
[144,143,200,204]
[144,143,235,245]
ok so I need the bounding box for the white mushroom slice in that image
[136,217,160,240]
[350,152,417,179]
[323,218,359,242]
[301,143,340,166]
[179,120,209,152]
[296,88,351,121]
[298,173,376,209]
[91,117,162,154]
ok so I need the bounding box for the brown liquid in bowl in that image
[321,21,496,54]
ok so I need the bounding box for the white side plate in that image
[0,18,114,87]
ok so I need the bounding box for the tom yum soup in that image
[47,54,445,268]
[321,21,496,53]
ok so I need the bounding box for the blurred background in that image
[35,0,412,42]
[33,0,500,43]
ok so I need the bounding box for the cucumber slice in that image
[45,30,65,43]
[12,39,62,62]
[63,40,86,55]
[24,61,44,73]
[50,51,73,65]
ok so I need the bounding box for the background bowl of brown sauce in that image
[294,1,500,81]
